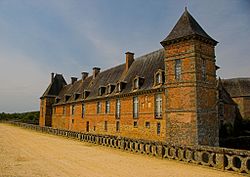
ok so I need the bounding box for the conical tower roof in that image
[161,8,217,46]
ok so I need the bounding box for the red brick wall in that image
[52,92,167,142]
[164,39,218,146]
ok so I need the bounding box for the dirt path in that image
[0,124,242,177]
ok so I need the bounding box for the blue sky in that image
[0,0,249,113]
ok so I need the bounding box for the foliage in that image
[0,111,39,125]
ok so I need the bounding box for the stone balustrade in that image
[2,121,249,175]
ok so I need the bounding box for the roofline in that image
[53,87,165,106]
[161,34,218,47]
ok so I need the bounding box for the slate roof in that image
[222,78,250,98]
[41,74,67,98]
[52,48,165,104]
[161,8,217,45]
[217,79,236,105]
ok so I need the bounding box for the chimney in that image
[51,72,55,83]
[93,67,101,79]
[71,77,77,84]
[125,52,134,72]
[81,72,89,80]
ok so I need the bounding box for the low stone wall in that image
[3,121,250,175]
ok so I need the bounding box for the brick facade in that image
[51,92,166,142]
[39,9,248,147]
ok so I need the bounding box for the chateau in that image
[39,9,250,147]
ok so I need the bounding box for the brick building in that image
[39,9,248,146]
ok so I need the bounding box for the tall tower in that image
[40,73,66,127]
[161,8,219,146]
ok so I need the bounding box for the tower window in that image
[105,100,110,114]
[202,59,206,81]
[175,59,181,80]
[97,102,101,114]
[133,96,139,118]
[155,94,162,118]
[116,99,121,119]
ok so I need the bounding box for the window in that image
[145,122,150,128]
[107,84,115,94]
[74,93,80,100]
[86,121,89,132]
[65,95,70,102]
[104,121,108,131]
[175,59,181,80]
[56,97,60,103]
[63,106,66,115]
[155,94,162,118]
[157,123,161,135]
[83,90,90,99]
[156,73,161,84]
[117,83,121,92]
[105,100,110,114]
[72,119,74,124]
[133,121,138,128]
[116,99,121,119]
[116,81,126,92]
[202,59,206,81]
[97,102,101,114]
[71,105,75,115]
[98,87,105,96]
[133,96,139,118]
[134,78,139,89]
[116,121,120,132]
[82,103,85,118]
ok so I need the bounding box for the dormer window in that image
[133,76,144,90]
[55,97,61,103]
[98,86,106,96]
[154,70,165,86]
[156,73,161,84]
[116,81,127,93]
[65,95,71,102]
[74,93,80,100]
[83,90,90,99]
[106,84,115,94]
[134,78,139,89]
